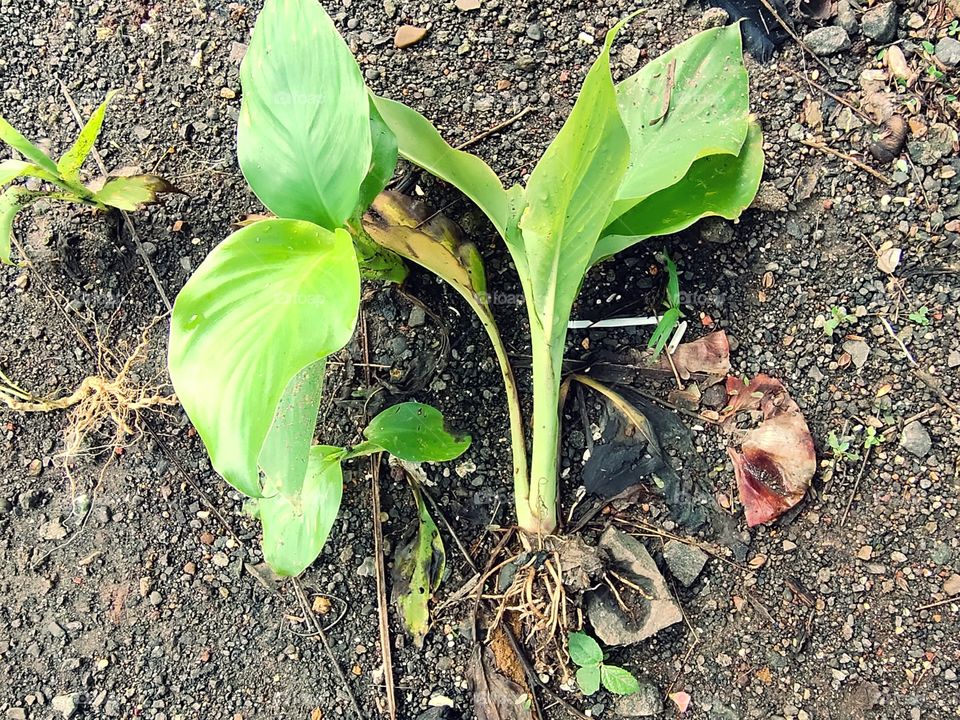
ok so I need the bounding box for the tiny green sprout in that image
[568,631,641,697]
[922,40,936,54]
[824,306,856,336]
[863,426,884,450]
[908,306,931,326]
[949,20,959,36]
[648,251,682,359]
[827,431,860,463]
[926,65,946,81]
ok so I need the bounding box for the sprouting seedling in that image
[908,306,930,326]
[863,425,884,450]
[647,251,682,359]
[0,92,175,264]
[568,631,641,696]
[823,305,856,336]
[827,430,859,463]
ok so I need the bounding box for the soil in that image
[1,0,959,719]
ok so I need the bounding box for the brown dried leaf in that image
[722,375,815,527]
[467,646,533,720]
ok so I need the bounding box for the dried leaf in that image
[885,46,913,86]
[876,246,902,274]
[869,115,907,164]
[391,481,445,647]
[722,375,815,526]
[645,330,732,380]
[669,690,692,713]
[467,646,533,720]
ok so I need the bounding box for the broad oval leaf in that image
[57,91,115,182]
[568,631,603,667]
[576,665,602,696]
[363,402,470,462]
[260,445,344,576]
[259,359,326,500]
[168,219,360,497]
[609,23,751,224]
[600,665,641,696]
[0,115,57,175]
[371,94,509,237]
[238,0,371,229]
[592,119,763,263]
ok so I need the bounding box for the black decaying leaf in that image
[702,0,793,61]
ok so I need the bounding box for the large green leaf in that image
[260,445,344,576]
[363,402,470,462]
[0,115,57,175]
[392,481,445,647]
[57,92,115,183]
[238,0,371,229]
[168,219,360,497]
[592,119,763,263]
[371,94,510,237]
[0,186,26,264]
[514,19,631,359]
[609,24,750,224]
[258,359,326,501]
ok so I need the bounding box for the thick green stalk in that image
[518,324,560,537]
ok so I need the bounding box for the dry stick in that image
[358,311,397,720]
[58,81,172,312]
[291,576,365,720]
[419,485,591,720]
[455,105,535,151]
[840,445,872,527]
[782,66,875,125]
[916,595,960,612]
[800,139,894,186]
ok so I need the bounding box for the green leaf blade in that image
[260,445,344,576]
[168,219,360,498]
[57,92,115,182]
[0,158,33,187]
[592,119,764,263]
[357,98,399,211]
[611,24,751,222]
[238,0,372,229]
[568,632,603,667]
[0,186,26,264]
[600,665,641,695]
[0,115,57,175]
[576,665,601,696]
[371,94,509,237]
[363,402,470,462]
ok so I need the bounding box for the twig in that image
[58,81,172,312]
[840,445,872,526]
[800,139,894,185]
[783,66,874,125]
[291,576,365,720]
[359,310,397,720]
[916,595,960,612]
[455,106,534,151]
[758,0,841,81]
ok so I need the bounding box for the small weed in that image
[824,306,856,336]
[908,306,930,326]
[569,631,641,696]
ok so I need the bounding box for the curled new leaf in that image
[364,402,470,462]
[93,174,177,210]
[722,374,815,526]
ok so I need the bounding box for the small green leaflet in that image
[568,631,603,667]
[600,665,641,695]
[576,665,601,696]
[363,402,471,462]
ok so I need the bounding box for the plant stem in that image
[518,328,560,537]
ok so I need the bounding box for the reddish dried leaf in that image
[648,330,731,379]
[722,375,815,526]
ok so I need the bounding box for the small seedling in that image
[569,631,641,696]
[863,426,884,450]
[648,252,682,359]
[827,431,859,463]
[1,93,173,264]
[823,306,856,336]
[908,306,930,326]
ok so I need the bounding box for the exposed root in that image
[0,322,176,485]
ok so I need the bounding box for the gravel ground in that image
[1,0,958,719]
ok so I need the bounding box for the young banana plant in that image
[0,93,174,264]
[370,18,764,536]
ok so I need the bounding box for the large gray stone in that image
[804,26,851,55]
[900,421,932,457]
[861,3,898,42]
[936,37,960,68]
[586,528,682,646]
[662,540,709,587]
